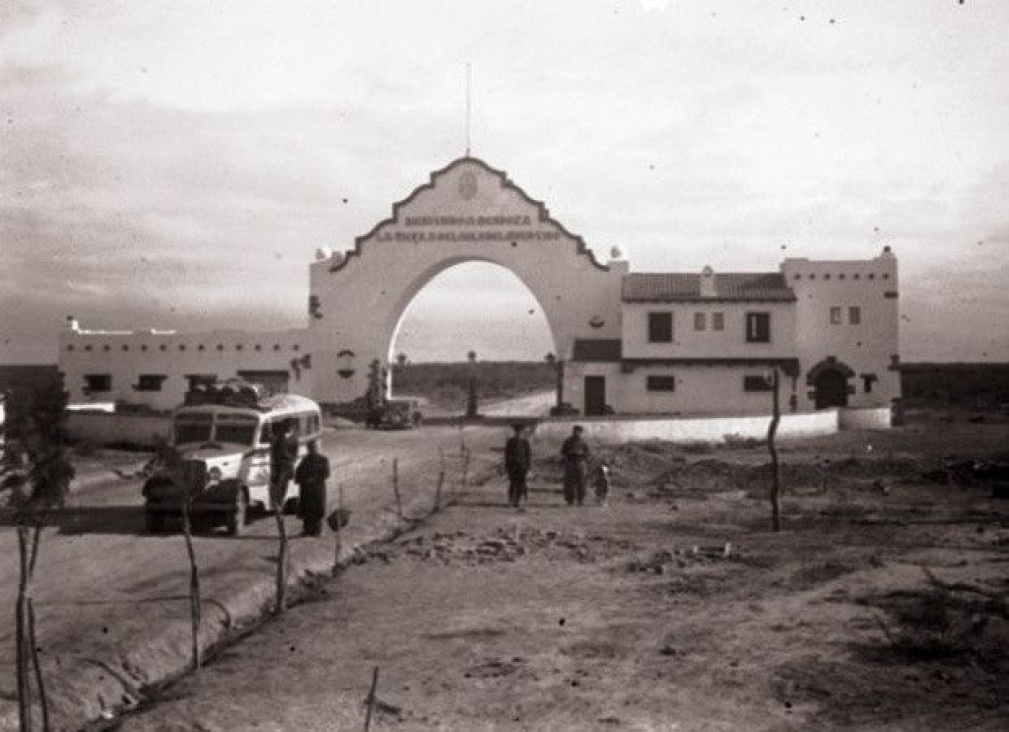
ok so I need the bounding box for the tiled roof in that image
[622,273,796,302]
[571,339,622,362]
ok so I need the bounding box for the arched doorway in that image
[306,157,627,409]
[807,357,854,410]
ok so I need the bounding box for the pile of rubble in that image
[625,543,738,575]
[369,527,639,566]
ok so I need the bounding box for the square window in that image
[743,375,773,392]
[745,312,771,343]
[646,375,676,392]
[712,312,725,331]
[84,374,112,392]
[647,312,673,343]
[694,312,706,331]
[830,306,842,325]
[135,374,167,392]
[849,306,861,325]
[862,374,877,393]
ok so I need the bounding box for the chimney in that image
[700,266,716,298]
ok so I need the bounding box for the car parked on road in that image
[365,398,424,430]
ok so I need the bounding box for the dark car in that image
[365,398,423,430]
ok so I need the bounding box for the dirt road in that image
[0,423,512,730]
[116,419,1009,731]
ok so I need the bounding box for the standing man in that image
[295,440,330,536]
[269,419,298,510]
[561,425,591,506]
[504,423,532,508]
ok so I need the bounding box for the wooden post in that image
[392,459,403,520]
[363,666,380,732]
[180,499,202,672]
[332,482,344,577]
[434,448,446,512]
[273,505,288,614]
[768,368,782,532]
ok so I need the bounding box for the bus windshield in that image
[215,413,260,446]
[174,412,213,445]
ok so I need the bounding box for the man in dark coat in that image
[504,423,532,508]
[561,425,591,506]
[269,419,298,509]
[294,440,330,536]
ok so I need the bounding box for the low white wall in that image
[537,409,838,444]
[66,413,171,448]
[838,406,892,430]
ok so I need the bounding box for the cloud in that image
[1,1,1008,363]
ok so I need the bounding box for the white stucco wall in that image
[66,412,171,447]
[621,301,796,360]
[59,325,309,411]
[838,406,893,430]
[782,251,900,410]
[307,158,626,407]
[538,409,838,444]
[565,362,800,416]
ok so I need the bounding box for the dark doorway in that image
[814,369,849,409]
[584,376,606,416]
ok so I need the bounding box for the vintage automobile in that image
[142,382,322,535]
[365,398,424,430]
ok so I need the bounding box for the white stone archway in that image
[307,157,628,409]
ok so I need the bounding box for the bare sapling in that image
[767,368,782,532]
[363,666,380,732]
[180,493,202,671]
[2,381,73,731]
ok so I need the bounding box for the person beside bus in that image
[294,440,330,536]
[269,419,298,509]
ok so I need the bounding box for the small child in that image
[594,461,612,507]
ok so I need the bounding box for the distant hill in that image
[390,361,555,411]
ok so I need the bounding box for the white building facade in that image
[58,157,900,418]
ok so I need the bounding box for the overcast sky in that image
[1,0,1007,363]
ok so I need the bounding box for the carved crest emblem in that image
[458,171,478,200]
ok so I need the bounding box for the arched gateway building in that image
[59,157,901,418]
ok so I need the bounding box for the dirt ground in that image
[117,414,1009,731]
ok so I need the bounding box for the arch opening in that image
[388,261,558,416]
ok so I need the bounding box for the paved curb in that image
[0,460,498,731]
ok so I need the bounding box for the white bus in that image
[142,392,322,535]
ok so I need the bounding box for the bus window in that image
[174,412,213,445]
[215,413,259,446]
